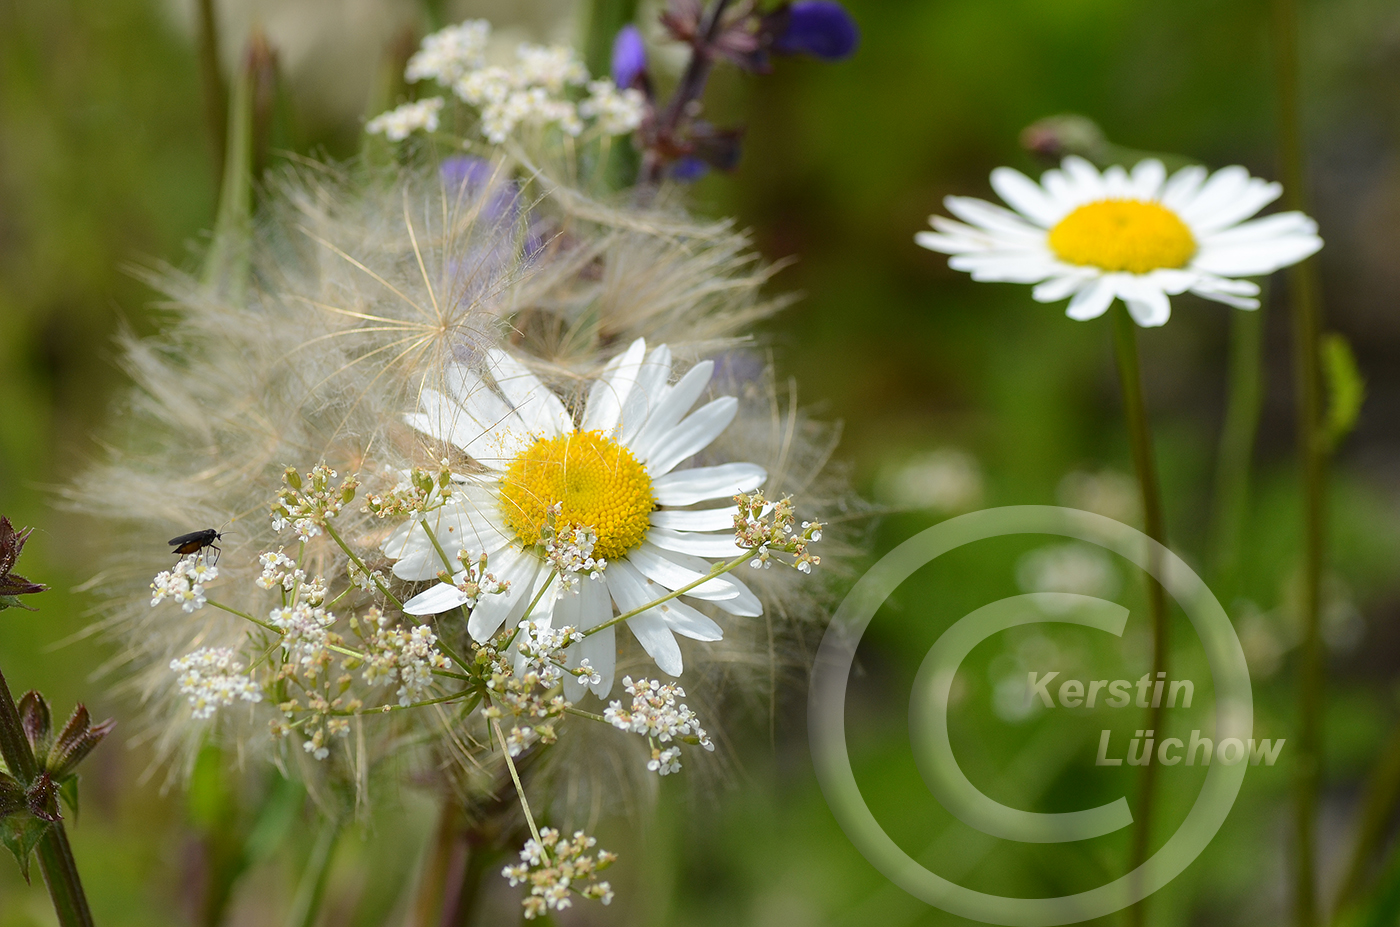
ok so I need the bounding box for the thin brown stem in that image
[1271,0,1327,922]
[641,0,735,183]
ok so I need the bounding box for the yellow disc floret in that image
[499,430,655,560]
[1048,199,1196,274]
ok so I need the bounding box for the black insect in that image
[168,528,225,565]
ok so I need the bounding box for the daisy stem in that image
[1272,0,1328,919]
[1110,304,1171,925]
[584,552,751,637]
[322,522,404,610]
[1208,303,1265,593]
[491,717,543,848]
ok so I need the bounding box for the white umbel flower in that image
[916,155,1323,327]
[365,97,444,141]
[388,337,764,699]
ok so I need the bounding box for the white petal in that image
[654,598,723,641]
[1120,278,1172,327]
[582,337,648,434]
[607,563,684,674]
[390,548,443,582]
[1191,280,1261,310]
[1177,166,1250,226]
[653,463,766,506]
[1144,268,1196,295]
[915,229,978,255]
[1198,210,1319,247]
[1159,165,1208,211]
[626,543,743,603]
[1101,165,1131,199]
[647,546,764,617]
[1193,216,1321,276]
[466,547,539,641]
[486,350,571,437]
[990,167,1060,226]
[1189,179,1281,233]
[1130,159,1167,200]
[562,577,615,698]
[612,559,724,645]
[649,507,736,531]
[404,583,473,616]
[1061,156,1106,201]
[628,360,714,460]
[950,251,1060,283]
[1065,277,1117,321]
[619,345,673,444]
[1032,271,1095,303]
[625,612,683,676]
[943,197,1046,240]
[646,525,745,559]
[643,397,738,476]
[406,389,488,456]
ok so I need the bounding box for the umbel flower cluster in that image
[70,15,850,918]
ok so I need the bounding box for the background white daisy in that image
[916,155,1323,326]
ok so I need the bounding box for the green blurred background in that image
[3,0,1400,924]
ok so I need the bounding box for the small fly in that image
[168,528,225,566]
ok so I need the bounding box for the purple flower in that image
[772,2,859,61]
[670,157,709,182]
[612,25,647,88]
[440,155,493,192]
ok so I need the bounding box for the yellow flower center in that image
[499,430,655,560]
[1047,199,1196,274]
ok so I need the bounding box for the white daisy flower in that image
[386,337,764,700]
[915,155,1323,327]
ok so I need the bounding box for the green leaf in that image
[1323,332,1366,451]
[1,811,51,883]
[57,775,79,820]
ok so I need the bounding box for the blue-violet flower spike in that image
[612,25,648,88]
[773,1,859,61]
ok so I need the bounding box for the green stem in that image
[283,816,341,927]
[206,599,468,680]
[516,572,556,630]
[1333,721,1400,916]
[584,552,751,637]
[417,517,475,667]
[322,522,403,610]
[195,0,227,181]
[1271,0,1327,923]
[564,706,607,723]
[0,668,94,927]
[327,691,477,717]
[207,598,280,633]
[1111,305,1170,927]
[490,718,542,847]
[1209,305,1266,593]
